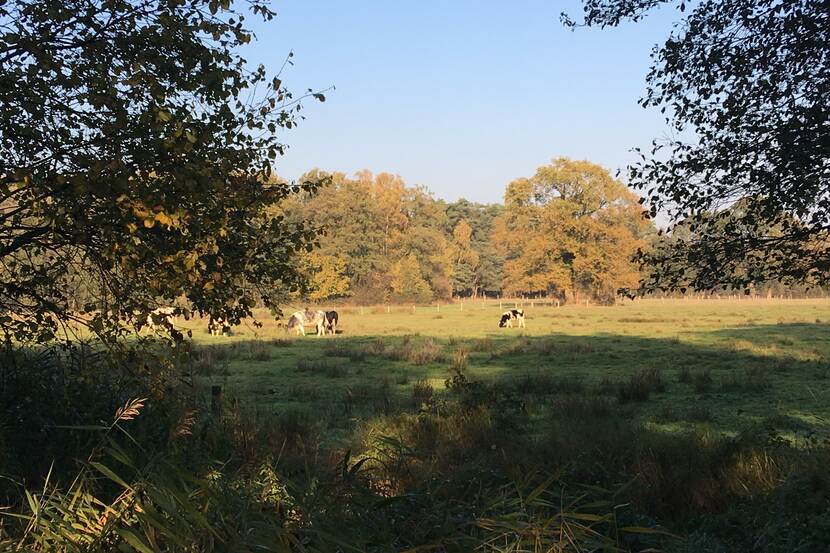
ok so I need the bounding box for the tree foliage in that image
[493,158,651,303]
[565,0,830,292]
[283,170,454,303]
[298,250,350,301]
[445,200,504,297]
[282,162,647,304]
[0,0,325,343]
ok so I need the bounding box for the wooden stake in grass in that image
[211,385,222,416]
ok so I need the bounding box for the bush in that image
[720,367,771,392]
[470,337,494,352]
[412,379,434,406]
[451,347,469,371]
[296,357,348,377]
[382,337,445,365]
[693,369,714,393]
[553,395,612,419]
[617,368,665,403]
[323,343,367,362]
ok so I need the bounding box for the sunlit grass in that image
[182,298,830,441]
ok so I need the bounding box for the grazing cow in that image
[324,310,339,335]
[145,307,176,331]
[208,316,231,336]
[286,309,327,336]
[498,309,525,328]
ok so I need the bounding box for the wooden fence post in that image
[211,385,223,416]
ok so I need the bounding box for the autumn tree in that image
[565,0,830,292]
[493,158,650,303]
[448,219,480,296]
[298,251,350,301]
[390,254,433,303]
[445,200,504,297]
[284,170,454,302]
[0,0,327,343]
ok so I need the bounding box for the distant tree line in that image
[282,158,655,304]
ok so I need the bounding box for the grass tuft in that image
[617,367,665,403]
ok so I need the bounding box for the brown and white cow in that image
[286,309,328,336]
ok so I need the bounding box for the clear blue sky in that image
[245,1,679,204]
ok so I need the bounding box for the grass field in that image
[180,298,830,444]
[6,298,830,551]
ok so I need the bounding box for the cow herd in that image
[139,306,527,337]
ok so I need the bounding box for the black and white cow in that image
[146,307,176,331]
[498,309,525,328]
[324,310,339,335]
[208,316,231,336]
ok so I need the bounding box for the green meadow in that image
[184,298,830,444]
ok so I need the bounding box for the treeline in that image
[283,158,653,304]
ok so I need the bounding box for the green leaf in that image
[90,462,132,490]
[116,528,155,553]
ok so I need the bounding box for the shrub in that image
[511,372,585,396]
[493,338,531,358]
[553,395,612,419]
[693,369,714,393]
[618,368,665,403]
[285,383,322,402]
[323,343,366,362]
[470,337,494,352]
[451,347,469,371]
[240,340,272,361]
[686,406,713,422]
[405,338,444,365]
[658,406,680,422]
[744,366,771,391]
[412,379,434,406]
[365,338,387,356]
[721,367,770,392]
[596,375,616,395]
[296,357,348,377]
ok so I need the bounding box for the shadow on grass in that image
[3,326,830,552]
[188,324,830,441]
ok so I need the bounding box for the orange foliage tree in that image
[493,158,652,303]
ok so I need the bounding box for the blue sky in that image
[245,1,679,204]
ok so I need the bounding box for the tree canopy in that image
[0,0,325,343]
[281,161,649,304]
[493,158,651,303]
[565,0,830,292]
